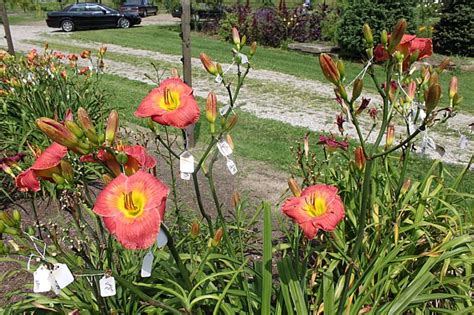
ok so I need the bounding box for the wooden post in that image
[180,0,195,148]
[0,1,15,55]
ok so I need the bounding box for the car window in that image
[86,5,103,12]
[69,5,86,12]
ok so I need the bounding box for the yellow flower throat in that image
[118,191,146,218]
[159,87,180,111]
[304,194,327,217]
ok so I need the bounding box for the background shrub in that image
[433,0,474,57]
[250,7,287,47]
[337,0,417,56]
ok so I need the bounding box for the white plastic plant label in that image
[217,139,233,157]
[141,251,154,278]
[180,172,191,180]
[180,151,194,173]
[156,229,168,248]
[52,263,74,289]
[33,265,52,293]
[215,75,223,84]
[100,276,116,297]
[50,275,61,295]
[238,53,249,64]
[220,105,231,116]
[226,158,238,175]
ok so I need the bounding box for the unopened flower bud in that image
[354,146,366,170]
[336,60,345,80]
[59,161,73,182]
[116,152,128,165]
[452,93,463,106]
[362,23,373,46]
[206,92,217,133]
[240,34,247,47]
[146,118,155,132]
[77,107,98,144]
[337,84,348,100]
[224,114,238,131]
[388,19,407,53]
[449,76,458,99]
[352,78,363,102]
[190,221,200,239]
[98,46,107,57]
[212,227,224,247]
[106,110,119,145]
[288,178,301,197]
[250,41,257,56]
[200,53,218,76]
[386,124,395,147]
[36,117,79,148]
[381,30,388,46]
[12,209,21,222]
[410,50,420,63]
[407,81,416,102]
[231,191,241,208]
[52,173,65,185]
[401,179,411,194]
[232,27,240,48]
[424,83,441,114]
[429,71,439,86]
[170,68,179,78]
[0,211,16,227]
[216,63,223,76]
[319,53,340,85]
[65,121,84,138]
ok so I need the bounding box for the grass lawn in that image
[68,25,474,114]
[100,73,473,194]
[4,12,44,25]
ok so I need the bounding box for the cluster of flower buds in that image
[36,108,119,155]
[209,227,224,248]
[0,210,21,241]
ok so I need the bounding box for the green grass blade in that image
[262,203,273,315]
[387,272,435,315]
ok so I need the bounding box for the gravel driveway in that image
[1,15,473,167]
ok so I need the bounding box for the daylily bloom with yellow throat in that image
[93,171,169,249]
[282,184,345,239]
[135,78,200,129]
[15,143,68,192]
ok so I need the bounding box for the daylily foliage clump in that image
[0,22,473,314]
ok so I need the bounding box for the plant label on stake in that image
[215,75,223,84]
[237,53,249,64]
[180,151,194,180]
[459,134,468,149]
[52,263,74,289]
[33,265,52,293]
[226,158,238,175]
[141,251,154,278]
[217,139,233,157]
[100,276,116,297]
[220,104,231,116]
[156,228,168,248]
[49,274,61,295]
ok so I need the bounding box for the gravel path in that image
[2,17,473,167]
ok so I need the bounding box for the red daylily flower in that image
[15,143,67,192]
[375,34,432,64]
[317,135,349,152]
[282,184,345,239]
[135,78,200,128]
[93,171,169,249]
[81,145,156,177]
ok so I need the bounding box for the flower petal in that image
[31,142,67,170]
[152,95,200,129]
[93,173,128,217]
[15,168,40,192]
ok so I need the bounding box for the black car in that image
[120,0,158,17]
[171,3,224,19]
[46,3,141,32]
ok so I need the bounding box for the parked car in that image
[171,3,224,19]
[46,3,141,32]
[120,0,158,17]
